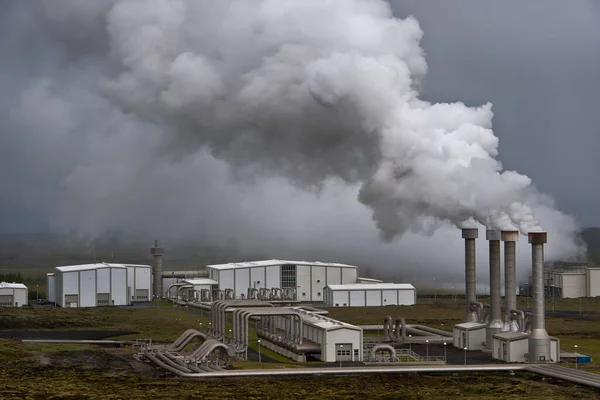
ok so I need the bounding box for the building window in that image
[281,264,297,288]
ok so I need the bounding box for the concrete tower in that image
[501,230,519,331]
[151,240,165,299]
[486,229,503,348]
[528,232,551,362]
[462,228,479,322]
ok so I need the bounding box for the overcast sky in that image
[0,1,596,283]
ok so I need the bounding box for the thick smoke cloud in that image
[0,0,587,285]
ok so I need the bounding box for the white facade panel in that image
[398,289,416,305]
[587,269,600,297]
[341,267,357,284]
[135,267,152,295]
[562,274,587,298]
[350,290,365,306]
[296,265,311,301]
[311,266,326,301]
[47,274,56,303]
[56,273,63,307]
[63,272,79,296]
[14,287,27,307]
[79,269,96,307]
[111,268,128,306]
[234,268,250,299]
[97,268,111,294]
[265,266,279,288]
[322,329,362,362]
[382,289,398,305]
[219,270,234,290]
[366,290,382,306]
[332,291,349,306]
[127,267,135,301]
[326,267,341,286]
[250,267,265,290]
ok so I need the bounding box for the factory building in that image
[540,262,600,298]
[323,283,416,307]
[206,260,358,302]
[52,263,152,307]
[0,282,28,307]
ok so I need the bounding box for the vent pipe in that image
[528,232,551,362]
[486,230,503,347]
[151,240,165,299]
[501,230,519,331]
[462,228,479,322]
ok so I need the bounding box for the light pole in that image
[574,345,578,369]
[433,278,436,302]
[258,339,262,363]
[36,285,39,302]
[464,347,468,365]
[339,345,343,368]
[408,335,412,352]
[426,339,429,360]
[443,342,447,362]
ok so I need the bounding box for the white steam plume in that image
[29,0,581,246]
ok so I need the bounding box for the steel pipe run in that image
[370,343,398,361]
[161,270,208,279]
[528,232,551,362]
[507,309,525,333]
[470,302,484,322]
[486,230,503,349]
[394,317,407,341]
[462,228,479,322]
[383,316,393,341]
[177,285,194,302]
[502,230,519,332]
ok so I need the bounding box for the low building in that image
[0,282,28,307]
[52,263,152,307]
[492,332,560,363]
[542,262,599,298]
[46,273,56,303]
[323,283,416,307]
[207,259,358,302]
[182,278,219,301]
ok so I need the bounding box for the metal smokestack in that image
[486,229,503,348]
[501,230,519,331]
[151,240,165,298]
[528,231,551,362]
[462,228,479,322]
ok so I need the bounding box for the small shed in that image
[183,278,219,301]
[323,283,416,307]
[0,282,28,307]
[453,322,487,350]
[492,332,561,363]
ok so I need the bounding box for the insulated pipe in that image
[470,302,484,322]
[462,228,479,322]
[383,316,393,341]
[177,285,193,302]
[528,232,551,362]
[394,317,407,341]
[486,230,503,348]
[509,309,525,332]
[161,270,207,279]
[502,230,519,330]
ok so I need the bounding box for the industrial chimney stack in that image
[151,240,165,299]
[501,230,519,331]
[486,230,503,348]
[462,228,479,322]
[528,232,551,362]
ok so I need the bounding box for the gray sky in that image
[0,1,595,283]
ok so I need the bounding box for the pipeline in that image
[370,343,398,362]
[394,317,407,341]
[177,285,194,302]
[383,316,393,342]
[470,302,484,322]
[167,282,187,299]
[161,270,208,279]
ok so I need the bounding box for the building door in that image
[0,295,13,306]
[335,343,352,362]
[65,295,78,308]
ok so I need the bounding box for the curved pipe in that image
[167,282,187,299]
[383,316,393,342]
[470,302,484,322]
[370,343,398,361]
[394,317,406,341]
[509,309,525,332]
[177,285,193,301]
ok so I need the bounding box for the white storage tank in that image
[323,283,416,307]
[46,273,56,304]
[0,282,28,307]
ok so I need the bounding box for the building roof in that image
[207,259,358,270]
[292,308,361,332]
[55,263,128,272]
[0,282,27,289]
[493,332,530,341]
[326,283,415,291]
[122,264,152,268]
[184,278,219,286]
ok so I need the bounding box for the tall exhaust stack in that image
[501,230,519,331]
[486,229,503,348]
[528,231,550,362]
[151,240,165,298]
[462,228,479,322]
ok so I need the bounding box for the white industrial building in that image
[206,260,358,302]
[51,263,152,307]
[0,282,28,307]
[323,283,416,307]
[492,332,560,363]
[46,273,56,304]
[543,262,600,298]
